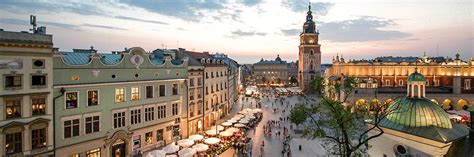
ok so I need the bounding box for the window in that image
[198,78,202,86]
[398,80,403,86]
[216,84,219,91]
[225,82,227,88]
[197,90,202,98]
[145,132,153,144]
[145,107,155,122]
[206,72,208,79]
[156,129,164,141]
[211,72,214,78]
[66,92,78,109]
[5,132,22,155]
[64,119,80,138]
[197,102,202,114]
[32,97,46,115]
[5,75,22,88]
[189,90,194,100]
[5,99,21,119]
[32,128,46,149]
[131,87,140,100]
[189,103,194,117]
[85,116,100,134]
[115,88,125,102]
[31,75,46,87]
[211,85,214,93]
[159,85,166,97]
[189,78,194,87]
[220,83,223,90]
[465,79,471,90]
[385,80,390,86]
[172,84,178,95]
[87,90,99,106]
[146,86,154,99]
[86,148,101,157]
[113,112,126,128]
[172,103,178,116]
[71,154,80,157]
[131,109,141,124]
[205,101,209,110]
[157,105,166,119]
[205,87,208,95]
[434,79,440,86]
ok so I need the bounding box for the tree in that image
[310,76,325,95]
[289,104,308,130]
[295,76,398,157]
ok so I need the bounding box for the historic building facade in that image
[368,71,469,157]
[184,51,229,131]
[325,53,474,111]
[253,55,289,85]
[0,29,54,156]
[298,3,322,91]
[52,47,188,156]
[213,53,239,114]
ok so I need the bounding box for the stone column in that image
[24,125,31,154]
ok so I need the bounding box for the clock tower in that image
[298,3,321,91]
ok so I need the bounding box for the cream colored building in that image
[326,53,474,111]
[184,51,229,130]
[0,30,54,156]
[253,55,289,85]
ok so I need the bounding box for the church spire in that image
[303,2,316,33]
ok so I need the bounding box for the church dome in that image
[407,71,426,82]
[384,97,452,129]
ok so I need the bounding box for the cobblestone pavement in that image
[220,94,326,157]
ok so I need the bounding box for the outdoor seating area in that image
[146,108,263,157]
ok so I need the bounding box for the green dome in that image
[407,71,426,82]
[379,97,469,143]
[384,97,451,128]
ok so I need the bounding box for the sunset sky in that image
[0,0,472,63]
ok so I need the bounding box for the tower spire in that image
[309,2,311,11]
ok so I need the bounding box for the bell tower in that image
[298,2,321,91]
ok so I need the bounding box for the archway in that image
[442,99,453,110]
[455,99,468,111]
[430,99,439,105]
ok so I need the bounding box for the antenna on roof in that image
[30,15,37,33]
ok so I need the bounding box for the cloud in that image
[119,0,225,21]
[114,16,168,25]
[82,24,127,31]
[0,1,104,16]
[281,29,301,36]
[239,0,262,6]
[227,30,267,38]
[282,1,334,16]
[0,18,78,30]
[320,16,410,42]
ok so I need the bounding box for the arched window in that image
[310,60,313,70]
[310,50,314,55]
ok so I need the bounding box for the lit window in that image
[87,90,99,106]
[115,88,125,102]
[145,132,153,144]
[5,99,22,119]
[86,148,101,157]
[131,87,140,100]
[65,92,78,109]
[156,129,164,141]
[465,79,471,90]
[32,97,46,115]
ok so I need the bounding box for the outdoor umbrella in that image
[204,137,221,145]
[188,134,204,141]
[165,155,177,157]
[234,123,246,128]
[221,122,232,127]
[226,127,240,133]
[238,110,248,114]
[162,143,179,154]
[210,125,224,131]
[148,150,166,157]
[219,131,233,137]
[245,115,256,119]
[205,129,219,136]
[227,119,238,124]
[239,120,249,124]
[178,148,197,156]
[234,114,245,118]
[253,108,262,112]
[192,143,209,152]
[177,139,195,147]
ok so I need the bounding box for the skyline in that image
[0,0,472,64]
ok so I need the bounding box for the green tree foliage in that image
[289,76,298,84]
[290,104,309,130]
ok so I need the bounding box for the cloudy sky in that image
[0,0,472,63]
